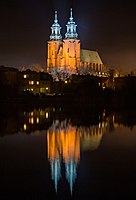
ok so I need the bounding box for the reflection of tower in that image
[47,121,80,194]
[62,126,80,194]
[65,161,77,194]
[47,119,107,194]
[50,159,61,193]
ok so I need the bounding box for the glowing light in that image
[36,117,39,124]
[36,81,39,85]
[46,112,49,119]
[102,122,105,128]
[40,88,45,93]
[46,87,49,90]
[29,117,34,124]
[113,115,115,123]
[29,81,34,85]
[23,124,27,131]
[65,80,68,84]
[23,74,27,78]
[40,110,45,116]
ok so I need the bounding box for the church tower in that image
[47,11,63,70]
[63,8,80,72]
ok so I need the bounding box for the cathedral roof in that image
[80,49,103,64]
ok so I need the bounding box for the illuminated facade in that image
[80,49,105,72]
[19,70,52,95]
[47,9,105,78]
[47,9,80,76]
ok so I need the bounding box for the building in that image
[47,9,80,77]
[80,49,104,72]
[19,70,53,95]
[47,9,105,79]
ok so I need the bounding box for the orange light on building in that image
[29,81,34,85]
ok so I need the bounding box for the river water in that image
[0,106,136,199]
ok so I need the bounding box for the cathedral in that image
[47,9,105,79]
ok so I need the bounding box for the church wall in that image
[47,9,106,77]
[47,40,63,69]
[63,39,80,69]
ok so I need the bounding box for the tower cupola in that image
[50,11,62,41]
[65,8,78,39]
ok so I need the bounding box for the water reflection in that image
[47,120,80,193]
[1,106,136,197]
[47,117,108,194]
[20,108,52,133]
[1,106,136,136]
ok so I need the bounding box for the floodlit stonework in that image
[47,9,105,80]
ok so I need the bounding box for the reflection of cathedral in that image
[47,120,80,193]
[18,108,117,194]
[47,9,105,78]
[47,119,107,194]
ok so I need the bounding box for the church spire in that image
[54,11,58,23]
[65,8,78,39]
[50,11,62,41]
[70,8,73,21]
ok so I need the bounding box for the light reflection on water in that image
[47,119,107,194]
[19,107,110,194]
[0,107,136,199]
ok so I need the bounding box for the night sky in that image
[0,0,136,72]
